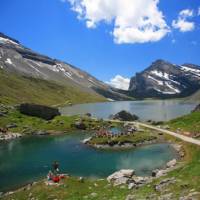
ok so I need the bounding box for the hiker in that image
[52,161,59,174]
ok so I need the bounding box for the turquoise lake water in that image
[0,133,178,192]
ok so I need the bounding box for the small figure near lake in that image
[46,161,66,184]
[52,161,60,174]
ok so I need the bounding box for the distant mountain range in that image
[0,32,199,103]
[129,59,200,98]
[0,32,131,103]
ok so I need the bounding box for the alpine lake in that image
[0,99,197,192]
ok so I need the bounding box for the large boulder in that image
[111,110,139,121]
[107,169,135,186]
[166,159,177,168]
[18,103,60,120]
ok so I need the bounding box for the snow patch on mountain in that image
[5,58,13,65]
[165,82,180,94]
[181,65,200,78]
[148,75,164,85]
[150,70,170,79]
[154,88,178,95]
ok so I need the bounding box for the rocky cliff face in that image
[0,32,131,101]
[129,60,200,98]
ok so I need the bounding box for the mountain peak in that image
[129,60,200,98]
[145,59,176,73]
[152,59,168,64]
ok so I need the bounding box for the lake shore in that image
[0,141,186,199]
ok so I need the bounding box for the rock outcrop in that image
[73,121,87,130]
[18,103,60,120]
[154,178,176,192]
[111,110,139,121]
[152,159,178,177]
[107,169,151,187]
[0,132,22,141]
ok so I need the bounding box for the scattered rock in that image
[32,130,49,136]
[78,177,84,183]
[107,169,152,189]
[0,112,6,117]
[179,192,200,200]
[154,178,176,192]
[128,183,135,190]
[0,132,22,141]
[125,194,135,200]
[94,183,98,187]
[152,169,165,177]
[172,144,185,157]
[146,194,157,200]
[152,158,178,178]
[113,177,129,186]
[90,192,98,198]
[158,193,173,200]
[107,169,135,183]
[132,176,150,185]
[166,159,177,168]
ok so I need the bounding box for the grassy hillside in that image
[0,69,106,106]
[167,111,200,136]
[0,107,112,134]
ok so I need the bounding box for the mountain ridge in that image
[129,59,200,99]
[0,32,132,103]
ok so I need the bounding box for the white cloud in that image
[106,75,130,90]
[179,9,194,17]
[67,0,170,44]
[198,7,200,16]
[172,9,195,32]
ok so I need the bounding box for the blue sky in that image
[0,0,200,87]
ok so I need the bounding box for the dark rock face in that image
[18,103,60,120]
[192,104,200,112]
[112,110,139,121]
[129,59,200,98]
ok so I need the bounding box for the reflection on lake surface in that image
[60,100,197,121]
[0,133,178,191]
